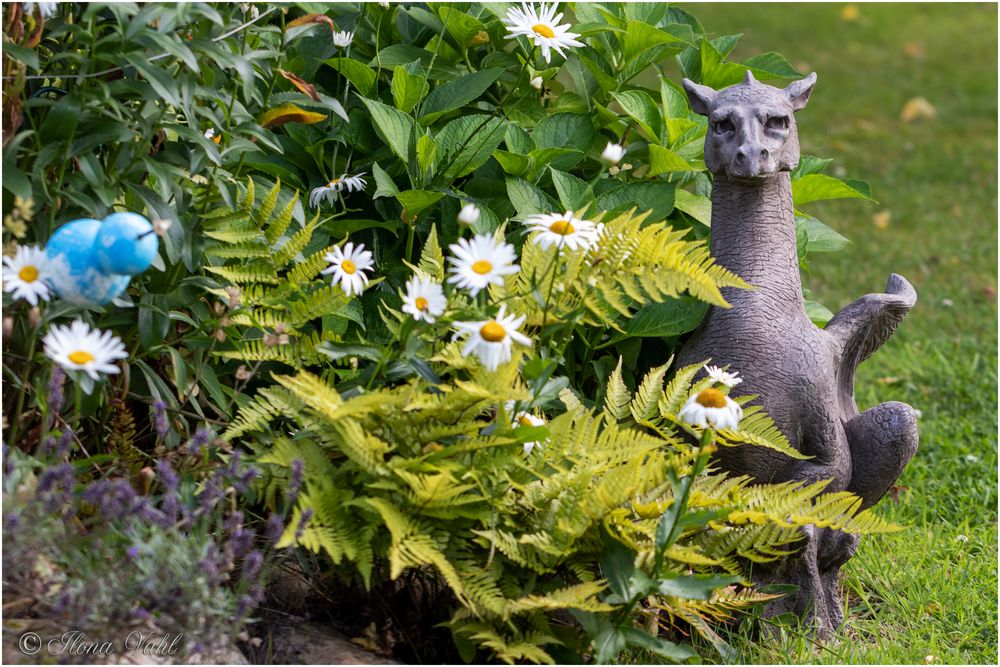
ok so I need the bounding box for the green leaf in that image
[593,628,626,665]
[625,297,709,337]
[743,52,803,81]
[434,115,507,182]
[600,538,635,599]
[420,68,504,123]
[437,6,487,48]
[622,629,697,661]
[416,134,437,178]
[594,182,675,221]
[527,147,583,178]
[622,20,690,61]
[317,342,385,362]
[648,144,695,175]
[792,155,834,178]
[124,54,181,107]
[609,90,664,143]
[371,162,400,198]
[391,62,429,113]
[361,97,416,164]
[806,299,835,327]
[3,43,39,70]
[792,174,876,206]
[532,113,596,153]
[494,150,531,177]
[395,190,443,215]
[657,573,742,600]
[673,189,712,226]
[39,94,81,144]
[506,177,559,218]
[550,169,591,211]
[323,57,377,97]
[796,214,849,253]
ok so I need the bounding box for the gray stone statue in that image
[676,71,919,637]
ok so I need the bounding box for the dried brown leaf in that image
[279,69,320,102]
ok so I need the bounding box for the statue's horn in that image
[743,69,757,85]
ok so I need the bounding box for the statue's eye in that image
[767,116,789,130]
[714,119,735,134]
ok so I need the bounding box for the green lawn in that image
[677,3,998,664]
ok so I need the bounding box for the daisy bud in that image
[530,76,544,90]
[28,307,41,328]
[457,203,481,226]
[153,219,172,236]
[332,31,354,49]
[601,142,626,165]
[3,316,13,338]
[472,31,490,45]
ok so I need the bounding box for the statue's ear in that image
[785,72,817,112]
[682,78,716,116]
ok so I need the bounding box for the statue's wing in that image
[826,274,917,408]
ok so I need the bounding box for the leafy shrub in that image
[2,1,881,664]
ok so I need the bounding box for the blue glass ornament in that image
[44,213,159,306]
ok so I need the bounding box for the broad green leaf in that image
[371,162,399,198]
[743,52,803,81]
[806,299,835,327]
[531,112,596,152]
[493,150,531,177]
[506,177,559,218]
[792,155,834,178]
[621,20,689,61]
[323,57,377,97]
[416,134,437,177]
[648,144,695,175]
[420,68,504,123]
[625,298,709,337]
[437,6,487,48]
[600,538,635,599]
[124,54,181,107]
[527,147,583,179]
[39,94,80,143]
[622,629,697,661]
[792,174,876,206]
[609,90,664,143]
[796,214,849,252]
[361,97,416,164]
[594,182,675,221]
[434,115,507,181]
[395,190,443,215]
[3,43,39,69]
[550,169,591,211]
[391,63,429,113]
[673,189,712,226]
[657,573,742,600]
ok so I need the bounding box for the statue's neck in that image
[710,172,805,313]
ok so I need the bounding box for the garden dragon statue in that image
[677,71,919,638]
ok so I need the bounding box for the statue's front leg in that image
[845,401,919,510]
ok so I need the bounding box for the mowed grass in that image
[673,3,998,664]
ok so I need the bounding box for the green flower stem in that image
[6,321,40,449]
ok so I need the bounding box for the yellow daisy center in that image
[18,265,38,282]
[517,415,535,427]
[212,134,222,144]
[328,178,341,188]
[341,259,357,275]
[695,388,728,409]
[68,350,95,365]
[548,219,575,235]
[415,296,429,311]
[472,259,493,275]
[532,23,555,38]
[479,321,507,342]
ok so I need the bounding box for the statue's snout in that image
[731,142,776,178]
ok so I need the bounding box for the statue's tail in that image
[825,273,917,415]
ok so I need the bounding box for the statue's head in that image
[683,71,817,180]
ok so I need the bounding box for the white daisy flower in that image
[506,402,546,454]
[705,365,743,388]
[446,234,519,296]
[309,173,367,209]
[457,203,481,226]
[523,211,600,252]
[401,275,447,323]
[378,1,390,8]
[601,142,626,164]
[452,305,531,371]
[530,76,544,90]
[203,128,221,144]
[43,319,128,382]
[24,2,58,19]
[2,245,51,306]
[332,30,354,49]
[321,241,374,296]
[503,3,584,64]
[677,388,743,430]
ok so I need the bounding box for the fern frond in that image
[603,357,631,422]
[630,360,671,424]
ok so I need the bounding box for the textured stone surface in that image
[678,71,919,638]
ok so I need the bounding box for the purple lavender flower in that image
[294,508,313,541]
[198,546,222,586]
[131,606,152,622]
[126,545,140,560]
[51,590,72,615]
[4,511,21,533]
[288,458,304,504]
[235,465,259,494]
[225,510,245,534]
[241,550,264,581]
[195,473,224,517]
[37,463,76,513]
[265,513,284,544]
[47,366,66,417]
[155,460,179,492]
[80,479,139,521]
[152,399,169,439]
[187,427,214,454]
[231,527,256,559]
